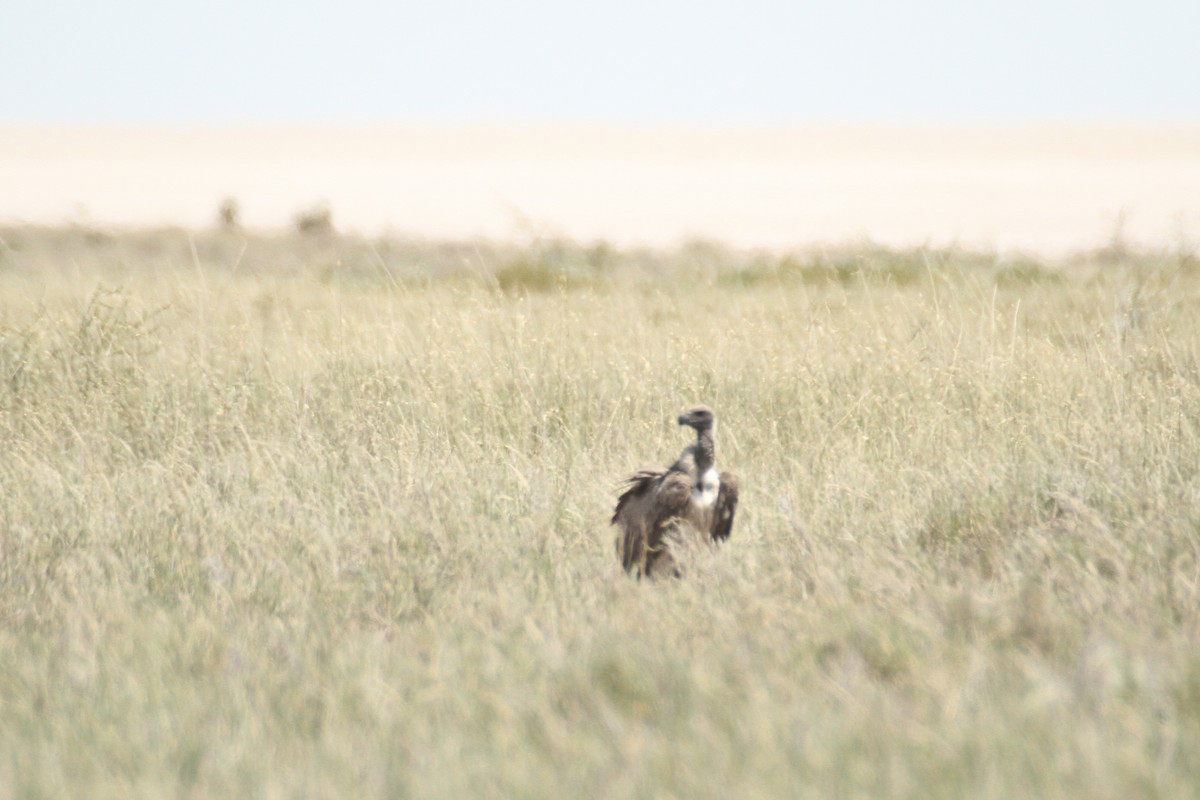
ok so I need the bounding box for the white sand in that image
[2,125,1197,254]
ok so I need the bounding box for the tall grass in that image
[1,226,1199,797]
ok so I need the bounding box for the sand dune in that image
[2,125,1197,254]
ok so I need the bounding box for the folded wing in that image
[613,468,694,577]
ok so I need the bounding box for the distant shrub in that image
[993,259,1063,287]
[493,256,574,294]
[294,203,334,235]
[217,197,241,229]
[716,250,927,287]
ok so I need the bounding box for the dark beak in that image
[677,414,688,426]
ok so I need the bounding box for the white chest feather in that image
[691,467,721,509]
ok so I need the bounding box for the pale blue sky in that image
[4,0,1198,124]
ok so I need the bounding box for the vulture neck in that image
[693,427,716,474]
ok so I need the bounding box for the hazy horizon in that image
[5,2,1198,252]
[3,123,1198,255]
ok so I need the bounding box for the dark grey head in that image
[677,405,715,432]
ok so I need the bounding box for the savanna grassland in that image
[1,226,1199,798]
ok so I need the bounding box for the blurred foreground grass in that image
[1,225,1199,797]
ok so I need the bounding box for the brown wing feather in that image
[711,471,739,542]
[611,468,667,525]
[613,468,664,572]
[613,467,693,577]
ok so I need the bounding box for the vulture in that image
[613,405,739,578]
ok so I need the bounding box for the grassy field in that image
[1,225,1199,798]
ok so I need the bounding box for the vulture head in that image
[677,405,715,432]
